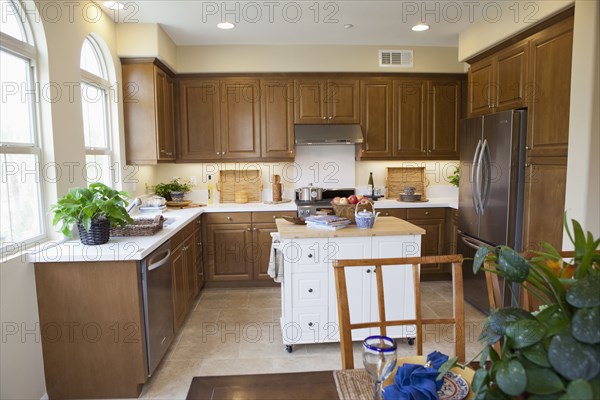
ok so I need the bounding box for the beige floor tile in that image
[247,290,281,308]
[139,359,204,400]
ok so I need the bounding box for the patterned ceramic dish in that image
[438,370,470,400]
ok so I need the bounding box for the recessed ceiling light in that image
[411,24,430,32]
[344,24,354,29]
[103,1,124,10]
[217,22,235,30]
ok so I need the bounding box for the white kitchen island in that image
[275,216,426,352]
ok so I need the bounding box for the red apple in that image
[332,197,341,205]
[358,198,371,205]
[339,197,349,205]
[348,194,358,204]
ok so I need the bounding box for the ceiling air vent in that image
[379,50,413,67]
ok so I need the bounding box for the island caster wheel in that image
[407,337,415,346]
[285,345,293,353]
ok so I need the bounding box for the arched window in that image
[80,36,114,186]
[0,0,44,247]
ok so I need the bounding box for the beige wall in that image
[177,44,466,73]
[458,0,574,61]
[1,2,128,399]
[563,0,600,245]
[116,22,177,71]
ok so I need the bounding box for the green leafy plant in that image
[51,183,134,238]
[438,217,600,399]
[151,178,193,200]
[449,166,460,187]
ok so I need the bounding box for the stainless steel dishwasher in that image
[141,240,174,376]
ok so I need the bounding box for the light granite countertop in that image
[275,216,426,239]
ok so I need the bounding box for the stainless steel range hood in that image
[294,124,364,145]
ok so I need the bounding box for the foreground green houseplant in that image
[439,219,600,399]
[51,183,133,244]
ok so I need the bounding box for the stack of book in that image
[304,215,352,230]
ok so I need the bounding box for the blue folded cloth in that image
[383,351,449,400]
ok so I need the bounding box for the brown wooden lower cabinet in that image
[171,217,203,333]
[204,211,296,287]
[522,157,567,252]
[377,207,450,280]
[34,261,147,399]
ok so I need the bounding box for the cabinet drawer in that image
[289,307,329,342]
[377,208,407,219]
[205,212,252,224]
[406,208,445,219]
[171,220,196,248]
[292,273,327,308]
[252,211,296,223]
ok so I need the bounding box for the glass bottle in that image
[368,172,374,195]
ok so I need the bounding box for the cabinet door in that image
[220,79,261,159]
[406,218,445,275]
[193,226,203,294]
[327,237,372,340]
[360,79,393,158]
[294,80,326,123]
[252,222,278,281]
[183,236,196,305]
[122,62,159,164]
[522,158,567,253]
[393,79,427,158]
[155,67,176,161]
[327,79,359,123]
[376,208,408,219]
[207,223,253,281]
[171,243,187,332]
[260,79,295,159]
[468,58,494,116]
[495,41,529,111]
[527,16,573,157]
[178,79,221,161]
[427,80,460,159]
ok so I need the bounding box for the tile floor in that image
[140,282,487,399]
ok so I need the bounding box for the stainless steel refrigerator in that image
[457,110,527,313]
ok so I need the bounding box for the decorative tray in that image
[110,215,164,237]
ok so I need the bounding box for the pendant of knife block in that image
[272,175,283,202]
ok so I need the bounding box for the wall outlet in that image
[190,176,197,185]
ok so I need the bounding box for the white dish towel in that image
[268,232,283,283]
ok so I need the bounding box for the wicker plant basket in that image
[110,215,165,237]
[331,201,374,224]
[77,219,110,245]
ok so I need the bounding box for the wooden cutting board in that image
[166,203,205,209]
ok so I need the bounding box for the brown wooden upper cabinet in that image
[360,79,393,158]
[220,79,261,159]
[361,78,460,160]
[260,79,295,159]
[527,16,573,157]
[294,79,359,124]
[468,41,529,117]
[121,59,176,164]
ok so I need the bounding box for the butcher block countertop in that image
[275,216,426,239]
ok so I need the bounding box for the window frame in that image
[80,37,114,185]
[0,0,47,250]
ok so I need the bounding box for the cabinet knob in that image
[308,288,313,293]
[253,227,257,231]
[425,211,430,215]
[227,216,232,220]
[167,152,173,156]
[197,242,201,246]
[308,322,314,327]
[366,269,371,273]
[308,254,313,258]
[385,213,390,216]
[222,151,226,154]
[160,150,165,153]
[525,163,530,167]
[328,116,332,120]
[272,215,276,219]
[247,227,251,231]
[322,116,327,120]
[216,152,220,155]
[525,146,530,150]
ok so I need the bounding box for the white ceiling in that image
[106,1,481,46]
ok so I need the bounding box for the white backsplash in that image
[293,145,357,188]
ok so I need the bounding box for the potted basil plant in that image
[51,183,134,245]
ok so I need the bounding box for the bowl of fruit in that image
[331,195,373,224]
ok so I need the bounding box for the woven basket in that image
[77,219,110,245]
[110,215,164,237]
[331,201,374,224]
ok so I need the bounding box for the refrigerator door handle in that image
[475,139,487,214]
[461,235,484,251]
[480,140,492,211]
[471,139,483,215]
